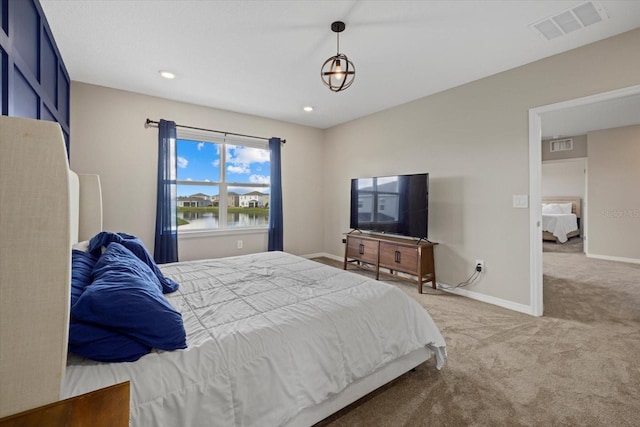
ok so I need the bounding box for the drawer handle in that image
[359,244,364,254]
[395,250,401,263]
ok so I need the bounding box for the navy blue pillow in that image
[70,250,98,307]
[88,231,179,294]
[72,243,187,351]
[68,321,151,362]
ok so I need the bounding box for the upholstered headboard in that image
[542,196,581,219]
[0,116,102,418]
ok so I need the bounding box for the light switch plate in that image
[513,194,529,208]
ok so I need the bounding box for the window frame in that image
[175,129,270,237]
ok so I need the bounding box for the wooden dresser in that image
[343,233,437,293]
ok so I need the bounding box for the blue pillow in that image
[70,250,98,307]
[72,243,187,351]
[68,321,151,362]
[89,231,179,294]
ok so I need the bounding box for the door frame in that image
[528,84,640,317]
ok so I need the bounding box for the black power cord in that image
[438,262,483,290]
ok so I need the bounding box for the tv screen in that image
[350,173,429,239]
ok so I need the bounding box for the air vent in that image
[550,138,573,152]
[530,1,608,40]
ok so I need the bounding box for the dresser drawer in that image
[379,242,419,273]
[346,236,379,264]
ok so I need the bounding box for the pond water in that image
[178,211,268,230]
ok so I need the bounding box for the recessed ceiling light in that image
[303,106,314,112]
[160,70,175,79]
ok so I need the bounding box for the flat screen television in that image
[349,173,429,240]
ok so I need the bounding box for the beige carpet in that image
[311,252,640,427]
[543,236,583,254]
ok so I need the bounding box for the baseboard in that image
[436,282,536,316]
[303,253,536,316]
[586,253,640,265]
[302,252,343,262]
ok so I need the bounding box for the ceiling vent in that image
[550,138,574,152]
[530,1,608,41]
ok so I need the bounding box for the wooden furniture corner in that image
[0,382,130,427]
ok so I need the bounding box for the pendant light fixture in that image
[321,21,356,92]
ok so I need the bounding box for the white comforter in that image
[62,251,446,426]
[542,213,578,243]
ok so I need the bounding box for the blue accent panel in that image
[57,64,68,123]
[1,0,70,149]
[1,0,7,37]
[13,65,38,119]
[11,0,39,80]
[41,104,54,121]
[40,29,56,105]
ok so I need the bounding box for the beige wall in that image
[587,125,640,262]
[542,134,587,161]
[541,158,586,201]
[323,28,640,307]
[70,82,325,259]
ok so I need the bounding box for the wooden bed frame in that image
[542,196,581,242]
[1,116,436,424]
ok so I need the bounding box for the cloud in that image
[177,156,189,168]
[232,146,270,164]
[249,174,270,185]
[197,142,205,151]
[212,159,220,167]
[226,146,269,175]
[228,164,249,174]
[186,178,193,181]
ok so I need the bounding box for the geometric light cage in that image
[321,21,356,92]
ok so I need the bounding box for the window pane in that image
[226,144,270,228]
[228,187,269,228]
[176,139,220,182]
[176,184,219,230]
[225,144,270,185]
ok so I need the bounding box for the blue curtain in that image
[268,137,283,251]
[154,120,179,263]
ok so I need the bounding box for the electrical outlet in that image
[237,240,243,249]
[475,260,484,272]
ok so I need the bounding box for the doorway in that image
[528,84,640,317]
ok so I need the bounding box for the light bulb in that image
[334,60,343,80]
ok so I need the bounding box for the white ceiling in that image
[40,0,640,131]
[541,93,640,138]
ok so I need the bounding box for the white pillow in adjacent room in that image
[542,203,562,214]
[559,203,573,214]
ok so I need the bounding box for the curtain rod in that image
[144,119,286,144]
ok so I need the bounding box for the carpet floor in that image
[311,251,640,427]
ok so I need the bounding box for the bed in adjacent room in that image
[542,197,581,244]
[0,116,446,426]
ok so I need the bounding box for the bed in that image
[542,197,581,243]
[0,116,446,426]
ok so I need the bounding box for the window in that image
[176,131,270,232]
